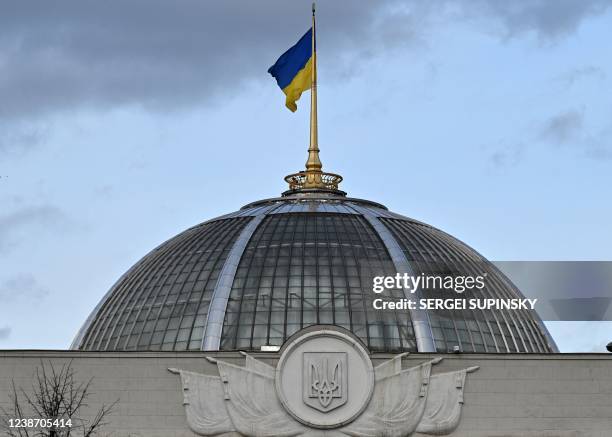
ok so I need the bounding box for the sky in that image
[1,0,611,352]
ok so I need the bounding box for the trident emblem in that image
[303,352,348,412]
[310,360,340,407]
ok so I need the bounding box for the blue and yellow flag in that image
[268,28,313,112]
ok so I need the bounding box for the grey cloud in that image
[0,326,11,340]
[0,205,72,253]
[583,124,612,160]
[0,121,49,155]
[1,0,609,125]
[0,0,401,121]
[464,0,610,41]
[539,110,584,145]
[490,108,611,164]
[0,274,49,302]
[489,141,525,168]
[557,66,607,88]
[538,109,612,160]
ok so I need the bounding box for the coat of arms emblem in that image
[303,352,347,412]
[168,327,479,436]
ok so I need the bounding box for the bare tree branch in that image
[0,361,118,437]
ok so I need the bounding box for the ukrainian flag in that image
[268,28,313,112]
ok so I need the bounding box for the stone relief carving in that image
[304,352,346,412]
[169,329,478,437]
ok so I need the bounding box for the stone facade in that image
[1,351,612,436]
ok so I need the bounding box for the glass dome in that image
[72,193,557,353]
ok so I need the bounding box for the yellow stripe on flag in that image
[282,57,313,112]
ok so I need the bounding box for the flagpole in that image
[305,2,322,185]
[284,3,344,194]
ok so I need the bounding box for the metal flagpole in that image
[286,2,343,194]
[305,2,322,186]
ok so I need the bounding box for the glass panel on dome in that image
[80,217,251,351]
[220,213,415,352]
[380,217,554,353]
